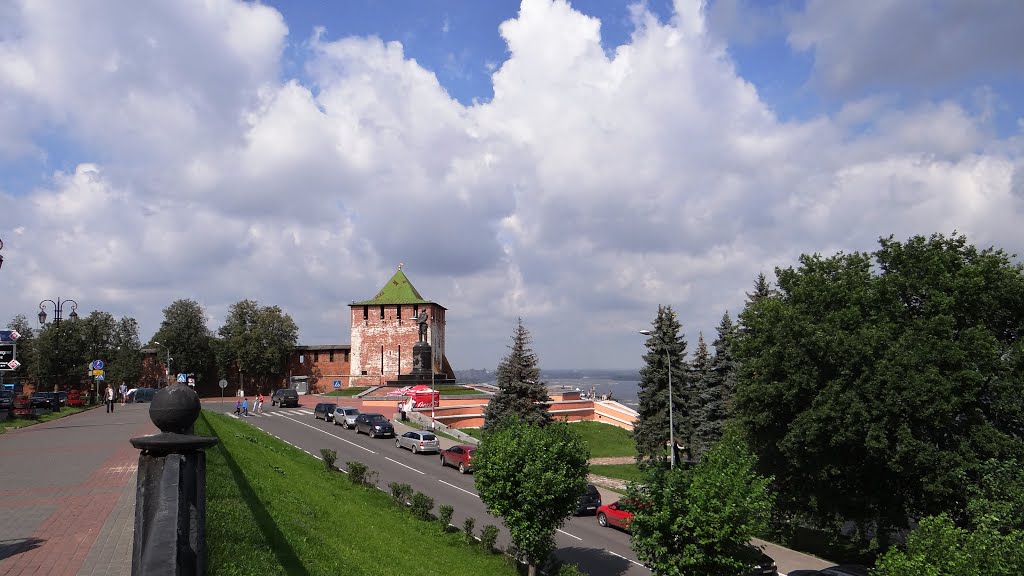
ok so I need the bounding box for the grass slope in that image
[1,405,94,433]
[323,387,370,397]
[199,411,516,576]
[589,464,644,484]
[569,421,636,458]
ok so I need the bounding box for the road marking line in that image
[607,551,645,567]
[557,529,582,541]
[437,479,478,497]
[385,457,426,475]
[278,413,376,454]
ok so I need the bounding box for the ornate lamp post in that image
[0,238,5,270]
[639,329,676,468]
[153,341,172,388]
[38,298,80,411]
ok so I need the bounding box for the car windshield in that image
[369,415,387,423]
[344,409,359,415]
[324,404,336,410]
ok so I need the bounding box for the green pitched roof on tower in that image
[352,265,435,306]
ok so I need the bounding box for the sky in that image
[2,0,1024,370]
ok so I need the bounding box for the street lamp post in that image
[38,298,80,412]
[153,341,171,388]
[0,238,5,270]
[639,329,675,468]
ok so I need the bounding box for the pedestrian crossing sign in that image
[177,373,187,383]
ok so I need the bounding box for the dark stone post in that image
[412,341,432,375]
[130,383,219,576]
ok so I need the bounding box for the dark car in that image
[439,445,476,473]
[0,390,13,410]
[314,402,337,421]
[129,388,157,403]
[738,547,779,576]
[58,391,68,405]
[576,483,602,516]
[354,413,395,438]
[788,566,870,576]
[272,388,299,408]
[29,392,58,409]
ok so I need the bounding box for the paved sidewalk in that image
[0,404,156,576]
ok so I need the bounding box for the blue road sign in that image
[96,374,105,381]
[0,330,20,343]
[177,373,187,383]
[333,380,342,389]
[94,359,104,370]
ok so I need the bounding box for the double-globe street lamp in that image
[152,341,172,388]
[638,329,677,468]
[38,298,80,412]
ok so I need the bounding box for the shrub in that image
[410,491,435,520]
[463,517,476,544]
[389,482,414,506]
[480,524,499,552]
[438,504,455,529]
[547,558,586,576]
[319,448,337,471]
[346,461,368,485]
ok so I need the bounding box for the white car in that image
[333,406,360,429]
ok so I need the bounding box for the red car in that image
[597,499,636,531]
[439,444,476,473]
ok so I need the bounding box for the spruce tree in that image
[689,332,713,461]
[634,305,690,466]
[483,318,551,429]
[691,312,739,462]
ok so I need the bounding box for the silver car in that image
[396,431,440,454]
[333,406,360,429]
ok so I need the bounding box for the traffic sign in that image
[95,373,105,381]
[177,373,187,383]
[0,344,14,366]
[333,380,342,389]
[218,379,228,389]
[0,330,20,342]
[90,359,104,370]
[188,377,195,386]
[7,359,20,370]
[92,369,104,376]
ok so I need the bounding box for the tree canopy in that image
[473,418,590,575]
[483,318,551,429]
[216,299,298,391]
[628,426,775,576]
[734,233,1024,543]
[151,299,216,382]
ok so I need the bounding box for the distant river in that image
[483,378,641,408]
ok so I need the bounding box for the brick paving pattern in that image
[0,404,155,576]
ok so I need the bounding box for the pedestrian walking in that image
[256,393,264,413]
[119,382,128,406]
[242,397,248,416]
[235,398,242,415]
[105,384,115,413]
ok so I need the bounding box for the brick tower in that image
[348,266,453,387]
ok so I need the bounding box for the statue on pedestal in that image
[416,310,428,342]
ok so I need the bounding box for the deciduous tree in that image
[628,427,775,576]
[151,299,215,382]
[734,233,1024,546]
[483,318,551,429]
[217,300,298,392]
[635,305,690,465]
[473,418,590,576]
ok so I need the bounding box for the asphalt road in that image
[214,400,835,576]
[222,402,648,576]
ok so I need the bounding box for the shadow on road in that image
[211,417,310,576]
[555,545,634,575]
[0,537,46,561]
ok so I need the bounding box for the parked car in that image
[354,413,395,438]
[0,390,13,411]
[333,406,360,429]
[439,445,476,473]
[58,391,68,406]
[128,388,157,403]
[29,392,58,409]
[739,548,779,576]
[271,388,299,408]
[396,430,440,454]
[313,402,337,421]
[788,566,869,576]
[67,389,85,407]
[596,499,634,531]
[576,483,602,516]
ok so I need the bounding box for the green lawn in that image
[570,421,637,458]
[199,411,516,576]
[323,387,370,397]
[436,386,486,396]
[1,405,95,433]
[459,427,484,441]
[589,463,645,484]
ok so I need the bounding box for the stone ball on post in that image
[150,383,202,434]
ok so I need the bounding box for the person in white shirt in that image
[105,385,115,413]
